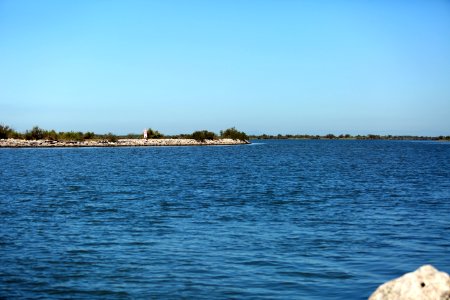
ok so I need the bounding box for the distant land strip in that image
[250,133,450,141]
[0,138,249,148]
[0,124,250,148]
[1,124,449,147]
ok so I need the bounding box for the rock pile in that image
[369,265,450,300]
[0,138,250,148]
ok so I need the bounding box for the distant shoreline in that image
[251,137,450,142]
[0,138,250,148]
[250,135,450,141]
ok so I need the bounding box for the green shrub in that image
[9,131,23,139]
[0,124,17,139]
[146,128,163,139]
[25,126,45,140]
[220,127,248,141]
[104,133,118,142]
[83,132,95,140]
[59,131,84,141]
[44,130,58,141]
[191,130,216,142]
[127,133,140,139]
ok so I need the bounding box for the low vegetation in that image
[145,128,163,139]
[0,124,20,139]
[191,130,217,142]
[188,127,249,142]
[220,127,249,141]
[0,124,250,142]
[1,124,118,142]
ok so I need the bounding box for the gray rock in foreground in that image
[369,265,450,300]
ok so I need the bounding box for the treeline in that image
[0,125,119,142]
[171,127,249,141]
[0,124,249,142]
[250,133,450,141]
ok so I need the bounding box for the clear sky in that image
[1,0,449,136]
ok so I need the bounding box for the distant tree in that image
[146,128,163,139]
[368,134,381,140]
[44,130,58,141]
[104,133,118,142]
[191,130,216,142]
[25,126,45,140]
[83,132,95,140]
[0,124,16,139]
[60,131,84,141]
[220,127,248,141]
[325,134,336,139]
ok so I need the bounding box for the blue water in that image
[1,140,449,299]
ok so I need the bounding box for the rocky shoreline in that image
[0,138,250,148]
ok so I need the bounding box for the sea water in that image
[1,140,449,299]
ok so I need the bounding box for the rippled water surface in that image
[1,140,449,299]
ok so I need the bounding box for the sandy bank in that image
[0,138,250,148]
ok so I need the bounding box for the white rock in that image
[369,265,450,300]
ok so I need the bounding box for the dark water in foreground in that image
[1,140,449,299]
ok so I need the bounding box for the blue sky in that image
[1,0,449,135]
